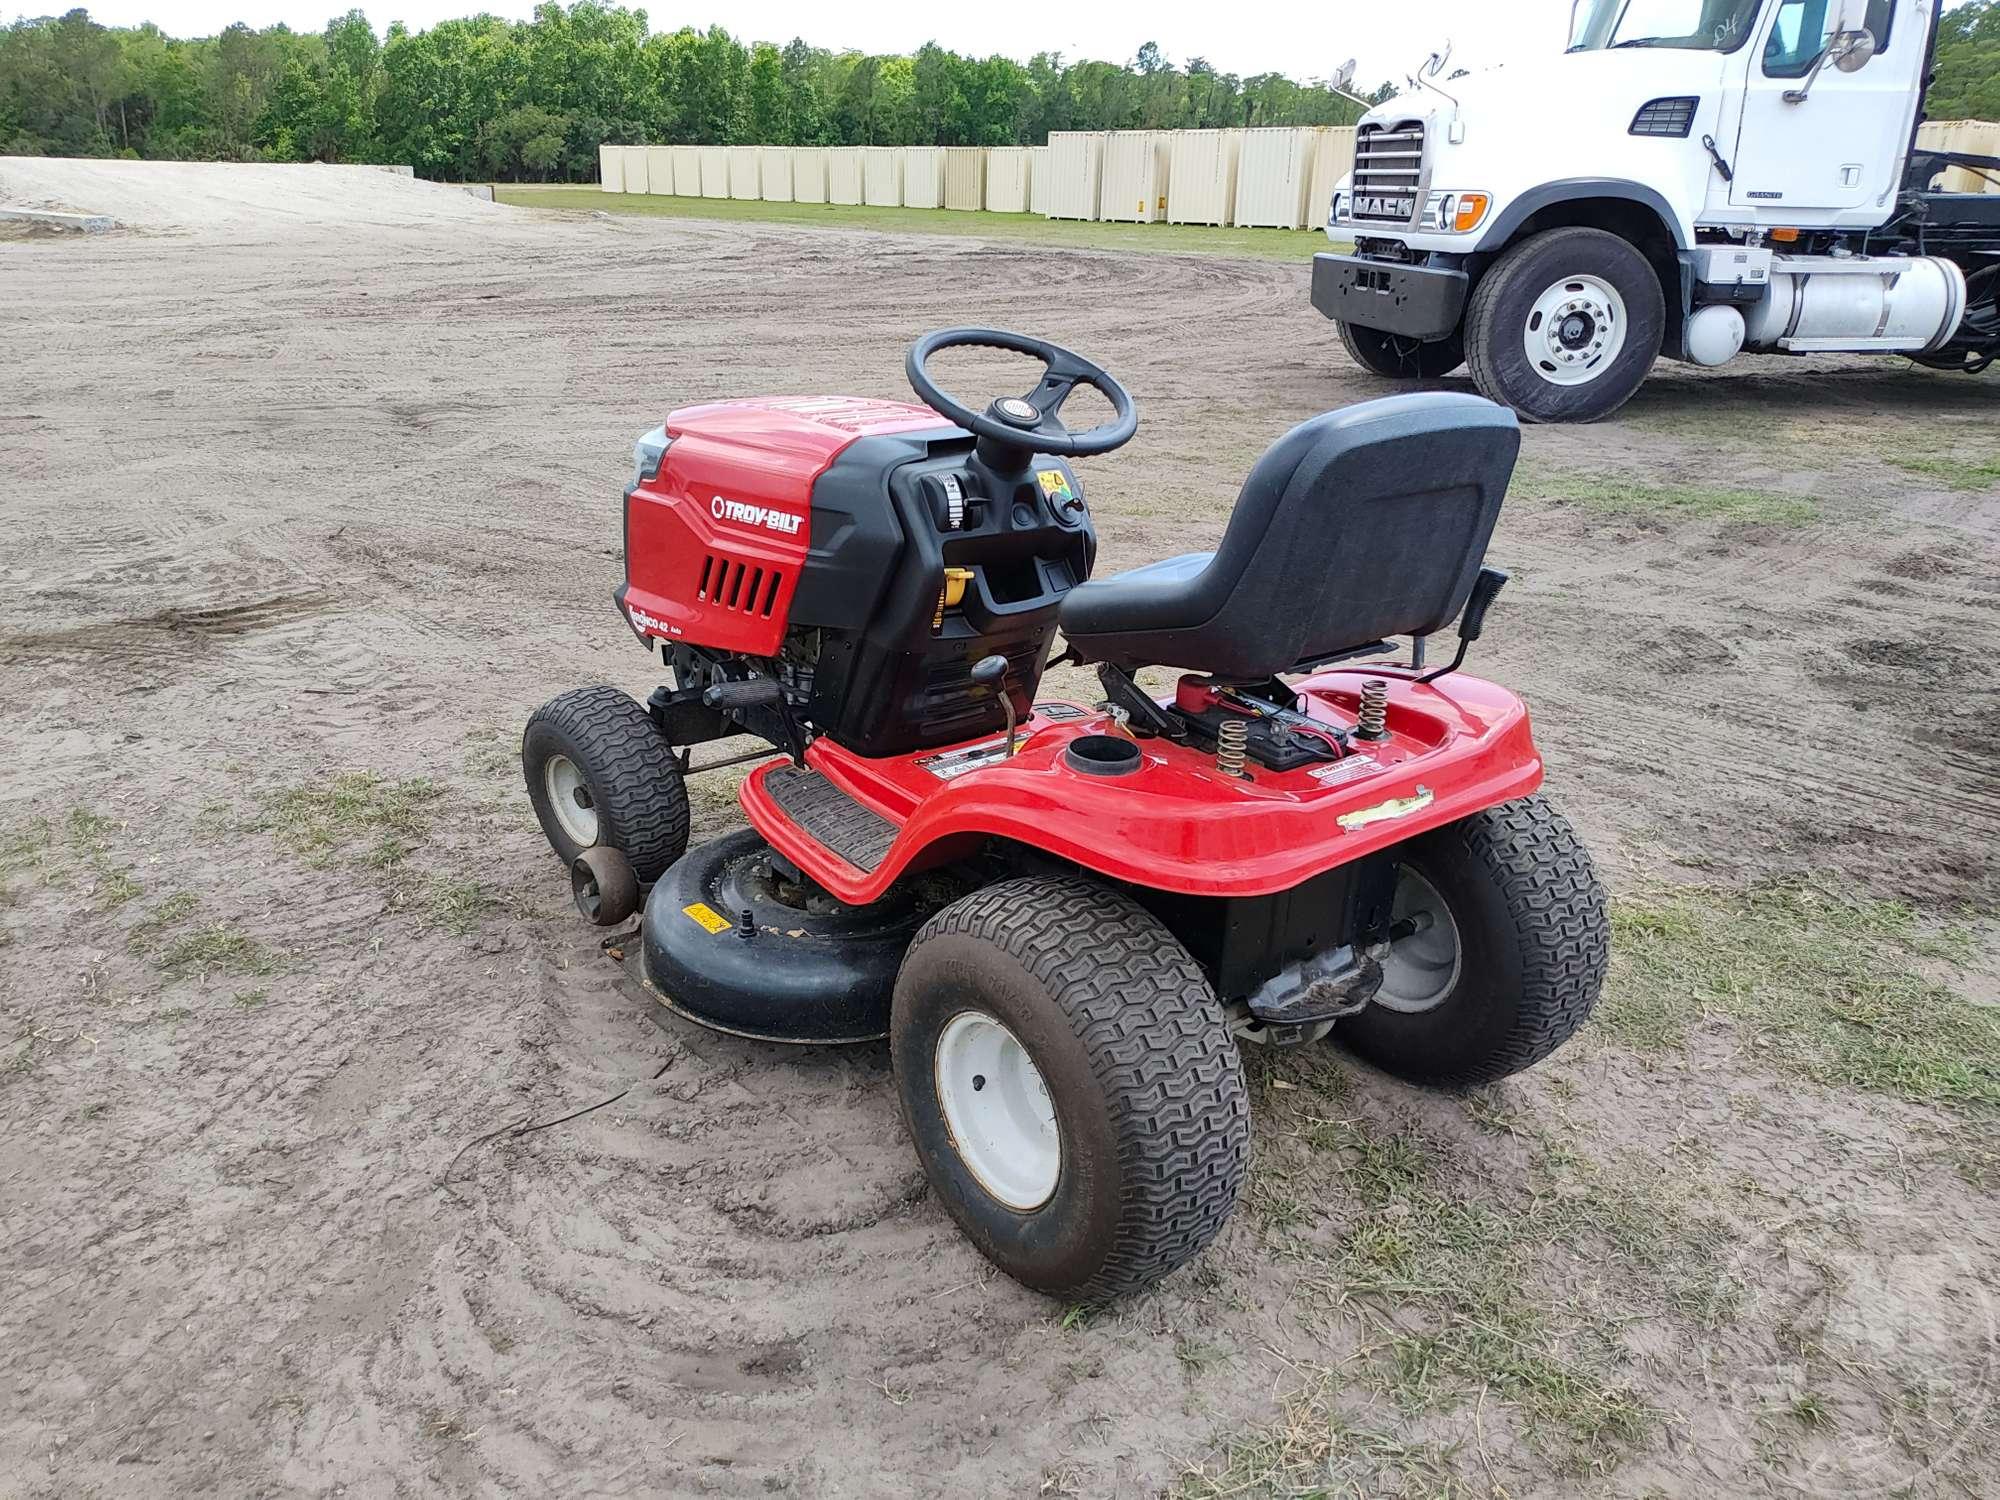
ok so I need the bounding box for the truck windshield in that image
[1567,0,1765,52]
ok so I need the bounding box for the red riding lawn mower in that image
[523,329,1608,1302]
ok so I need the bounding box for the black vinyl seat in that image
[1059,392,1519,679]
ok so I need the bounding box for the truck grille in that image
[1352,121,1425,225]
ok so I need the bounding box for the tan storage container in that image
[699,146,730,199]
[1307,128,1356,229]
[863,146,903,206]
[942,147,985,210]
[1167,130,1241,225]
[644,145,673,196]
[620,144,650,195]
[793,147,828,204]
[759,146,794,202]
[1043,132,1105,220]
[728,146,760,200]
[1916,119,2000,193]
[1030,145,1052,216]
[903,147,945,209]
[985,147,1031,213]
[670,145,701,196]
[1234,128,1316,229]
[1100,131,1172,223]
[827,147,863,205]
[598,143,624,192]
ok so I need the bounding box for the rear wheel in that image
[1337,796,1607,1086]
[1337,321,1466,379]
[1464,227,1664,423]
[891,875,1249,1303]
[523,686,689,882]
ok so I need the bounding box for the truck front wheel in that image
[1464,228,1664,423]
[1337,321,1466,380]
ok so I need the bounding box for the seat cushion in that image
[1059,392,1518,679]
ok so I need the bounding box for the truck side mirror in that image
[1832,27,1877,72]
[1332,58,1357,93]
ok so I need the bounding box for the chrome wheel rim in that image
[1523,273,1627,387]
[1375,867,1462,1014]
[544,754,599,846]
[934,1010,1060,1211]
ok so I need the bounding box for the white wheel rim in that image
[1522,273,1627,387]
[1375,867,1462,1014]
[934,1011,1060,1211]
[544,754,599,846]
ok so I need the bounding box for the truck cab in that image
[1312,0,1999,420]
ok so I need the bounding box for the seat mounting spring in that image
[1216,718,1249,778]
[1355,680,1389,740]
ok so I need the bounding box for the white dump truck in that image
[1312,0,2000,420]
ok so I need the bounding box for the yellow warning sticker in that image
[1036,468,1075,502]
[682,901,732,934]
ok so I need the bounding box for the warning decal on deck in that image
[1308,754,1380,786]
[682,901,732,934]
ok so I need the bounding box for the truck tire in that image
[523,685,689,882]
[891,875,1249,1304]
[1336,796,1606,1086]
[1337,321,1466,379]
[1464,228,1664,423]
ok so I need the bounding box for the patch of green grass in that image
[159,922,277,980]
[65,806,115,852]
[262,772,442,867]
[232,988,268,1009]
[1884,452,2000,490]
[1607,881,1999,1108]
[1242,1082,1736,1472]
[498,184,1344,262]
[1175,1371,1466,1499]
[94,868,142,909]
[1513,466,1817,526]
[413,873,492,934]
[1790,1391,1835,1430]
[128,889,199,950]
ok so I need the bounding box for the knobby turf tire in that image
[1337,795,1607,1087]
[1463,226,1664,423]
[891,875,1250,1304]
[1337,320,1467,379]
[522,685,689,883]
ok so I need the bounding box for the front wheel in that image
[1337,321,1466,379]
[1337,795,1607,1086]
[1464,227,1664,423]
[891,875,1249,1304]
[522,686,689,882]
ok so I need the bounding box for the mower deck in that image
[739,665,1542,903]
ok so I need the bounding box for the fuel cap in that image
[994,397,1040,427]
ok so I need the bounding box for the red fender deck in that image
[737,667,1543,903]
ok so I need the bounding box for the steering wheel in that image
[906,328,1138,460]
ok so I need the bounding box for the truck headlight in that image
[1421,191,1491,233]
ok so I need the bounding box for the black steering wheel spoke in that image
[905,327,1138,464]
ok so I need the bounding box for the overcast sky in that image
[24,0,1580,85]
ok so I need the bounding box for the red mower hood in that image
[666,395,959,462]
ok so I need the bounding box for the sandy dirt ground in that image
[3,166,1998,1498]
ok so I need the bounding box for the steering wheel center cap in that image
[995,397,1040,427]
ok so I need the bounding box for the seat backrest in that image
[1162,392,1517,678]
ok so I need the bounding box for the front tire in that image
[891,875,1249,1303]
[1338,796,1607,1086]
[1337,321,1466,379]
[522,686,689,882]
[1464,227,1664,423]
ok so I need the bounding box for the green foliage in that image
[1929,0,2000,120]
[0,5,1387,179]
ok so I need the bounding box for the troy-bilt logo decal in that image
[711,494,803,535]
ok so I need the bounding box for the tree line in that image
[0,3,1391,182]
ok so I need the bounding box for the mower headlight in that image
[1328,190,1351,228]
[1421,191,1491,234]
[632,426,670,488]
